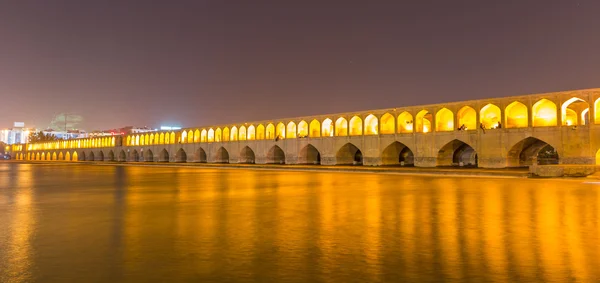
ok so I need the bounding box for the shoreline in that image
[4,160,530,178]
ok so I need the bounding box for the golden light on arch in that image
[532,98,557,127]
[215,128,222,142]
[239,126,247,141]
[561,97,589,126]
[126,136,131,146]
[595,98,600,124]
[349,116,363,136]
[201,129,208,142]
[335,117,348,136]
[59,152,64,160]
[457,106,476,130]
[41,152,45,160]
[159,133,165,144]
[52,152,57,161]
[164,132,170,144]
[276,123,285,139]
[230,126,238,141]
[505,101,528,128]
[298,121,308,137]
[135,135,140,146]
[65,152,70,161]
[321,118,333,137]
[581,109,589,126]
[266,124,275,139]
[72,151,78,161]
[380,113,394,134]
[309,119,321,137]
[223,127,230,142]
[170,132,175,144]
[480,104,501,129]
[397,111,413,133]
[257,124,265,140]
[247,125,256,140]
[286,122,297,138]
[596,149,600,165]
[364,114,378,135]
[194,129,200,142]
[435,108,454,132]
[144,134,149,145]
[208,128,215,142]
[415,110,432,133]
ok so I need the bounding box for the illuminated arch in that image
[415,110,432,133]
[435,108,454,132]
[164,133,170,144]
[480,104,501,129]
[505,101,528,128]
[223,127,230,142]
[457,106,476,130]
[153,133,158,145]
[58,152,64,161]
[336,143,362,165]
[52,152,57,161]
[215,128,222,142]
[135,135,140,146]
[287,122,297,138]
[230,126,238,141]
[437,139,477,167]
[397,112,413,133]
[159,133,165,144]
[561,97,589,126]
[532,99,557,127]
[276,123,285,139]
[181,131,187,143]
[309,119,321,137]
[239,126,247,141]
[65,152,70,161]
[298,121,308,137]
[187,130,194,143]
[170,132,175,144]
[349,116,363,136]
[335,117,348,136]
[582,109,590,126]
[507,137,559,166]
[208,129,215,142]
[596,149,600,165]
[382,141,414,166]
[257,124,265,140]
[266,124,275,139]
[247,125,256,140]
[194,129,200,142]
[322,118,333,137]
[72,151,78,161]
[364,114,378,135]
[380,113,394,134]
[144,134,149,145]
[41,152,45,160]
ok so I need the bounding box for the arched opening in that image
[596,149,600,165]
[41,152,45,161]
[276,123,285,139]
[322,118,333,137]
[335,117,348,136]
[336,143,363,165]
[144,150,154,162]
[88,151,95,161]
[507,137,559,166]
[59,152,64,161]
[215,128,222,142]
[437,140,477,167]
[364,114,378,135]
[397,111,413,133]
[247,125,256,140]
[131,150,139,162]
[480,104,501,129]
[561,97,589,126]
[298,121,308,138]
[380,113,394,134]
[73,151,80,161]
[239,146,255,164]
[298,144,321,165]
[65,152,71,161]
[223,127,230,142]
[266,124,275,139]
[79,151,86,162]
[194,148,207,163]
[286,122,297,138]
[159,149,169,162]
[435,108,454,132]
[230,126,237,141]
[97,151,104,161]
[170,132,175,144]
[118,150,126,162]
[188,130,194,143]
[257,124,265,140]
[239,126,247,141]
[309,119,321,137]
[175,148,187,162]
[349,116,363,136]
[208,129,215,142]
[181,131,187,143]
[505,101,528,128]
[52,152,57,161]
[532,99,557,127]
[381,142,414,166]
[108,151,115,161]
[267,145,286,164]
[415,110,432,133]
[194,129,200,142]
[457,106,476,131]
[215,147,229,163]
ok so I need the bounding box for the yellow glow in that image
[457,106,476,130]
[286,122,296,138]
[581,109,589,125]
[416,110,431,133]
[397,111,413,133]
[230,126,238,141]
[65,152,70,161]
[349,116,362,136]
[322,118,333,137]
[335,117,348,136]
[532,99,557,127]
[164,133,170,144]
[596,149,600,165]
[52,152,57,160]
[276,123,285,139]
[144,134,149,145]
[364,114,378,135]
[59,152,63,160]
[170,132,175,144]
[216,128,222,142]
[187,130,193,143]
[561,97,589,126]
[505,101,528,128]
[480,104,501,129]
[160,133,165,144]
[257,124,265,140]
[41,152,45,160]
[309,119,320,137]
[435,108,454,132]
[135,135,140,146]
[223,127,230,142]
[208,128,215,142]
[140,135,145,146]
[380,113,394,134]
[127,136,131,146]
[266,124,275,139]
[248,125,256,140]
[298,121,308,137]
[239,126,247,141]
[565,108,577,126]
[72,151,78,161]
[595,98,600,124]
[194,129,200,142]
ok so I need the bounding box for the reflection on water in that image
[0,163,599,282]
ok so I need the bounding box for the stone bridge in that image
[9,88,600,168]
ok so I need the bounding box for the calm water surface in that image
[0,163,599,282]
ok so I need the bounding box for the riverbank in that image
[5,160,530,178]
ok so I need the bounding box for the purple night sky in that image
[0,1,598,130]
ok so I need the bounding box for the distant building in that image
[0,122,35,144]
[42,129,88,140]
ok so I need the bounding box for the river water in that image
[0,163,598,282]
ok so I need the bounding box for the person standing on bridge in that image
[480,123,486,134]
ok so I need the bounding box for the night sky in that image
[1,1,599,130]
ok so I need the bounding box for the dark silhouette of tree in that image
[28,131,60,143]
